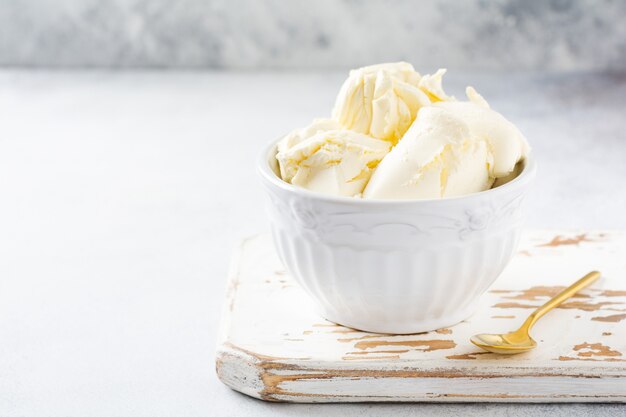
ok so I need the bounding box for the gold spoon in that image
[471,271,601,354]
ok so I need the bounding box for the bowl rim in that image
[258,137,537,206]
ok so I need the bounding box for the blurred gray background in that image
[1,0,625,70]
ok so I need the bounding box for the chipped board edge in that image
[215,236,262,398]
[216,343,268,401]
[216,342,626,403]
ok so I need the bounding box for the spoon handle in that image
[522,271,601,331]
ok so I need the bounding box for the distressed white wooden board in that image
[216,230,626,402]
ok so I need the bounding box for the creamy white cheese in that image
[364,107,494,200]
[276,128,391,197]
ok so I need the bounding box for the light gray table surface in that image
[0,70,625,417]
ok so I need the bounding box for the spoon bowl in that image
[470,331,537,354]
[470,271,600,355]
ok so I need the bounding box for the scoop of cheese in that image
[434,87,530,177]
[276,129,391,197]
[332,62,432,144]
[363,106,494,200]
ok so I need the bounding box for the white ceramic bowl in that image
[258,139,536,334]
